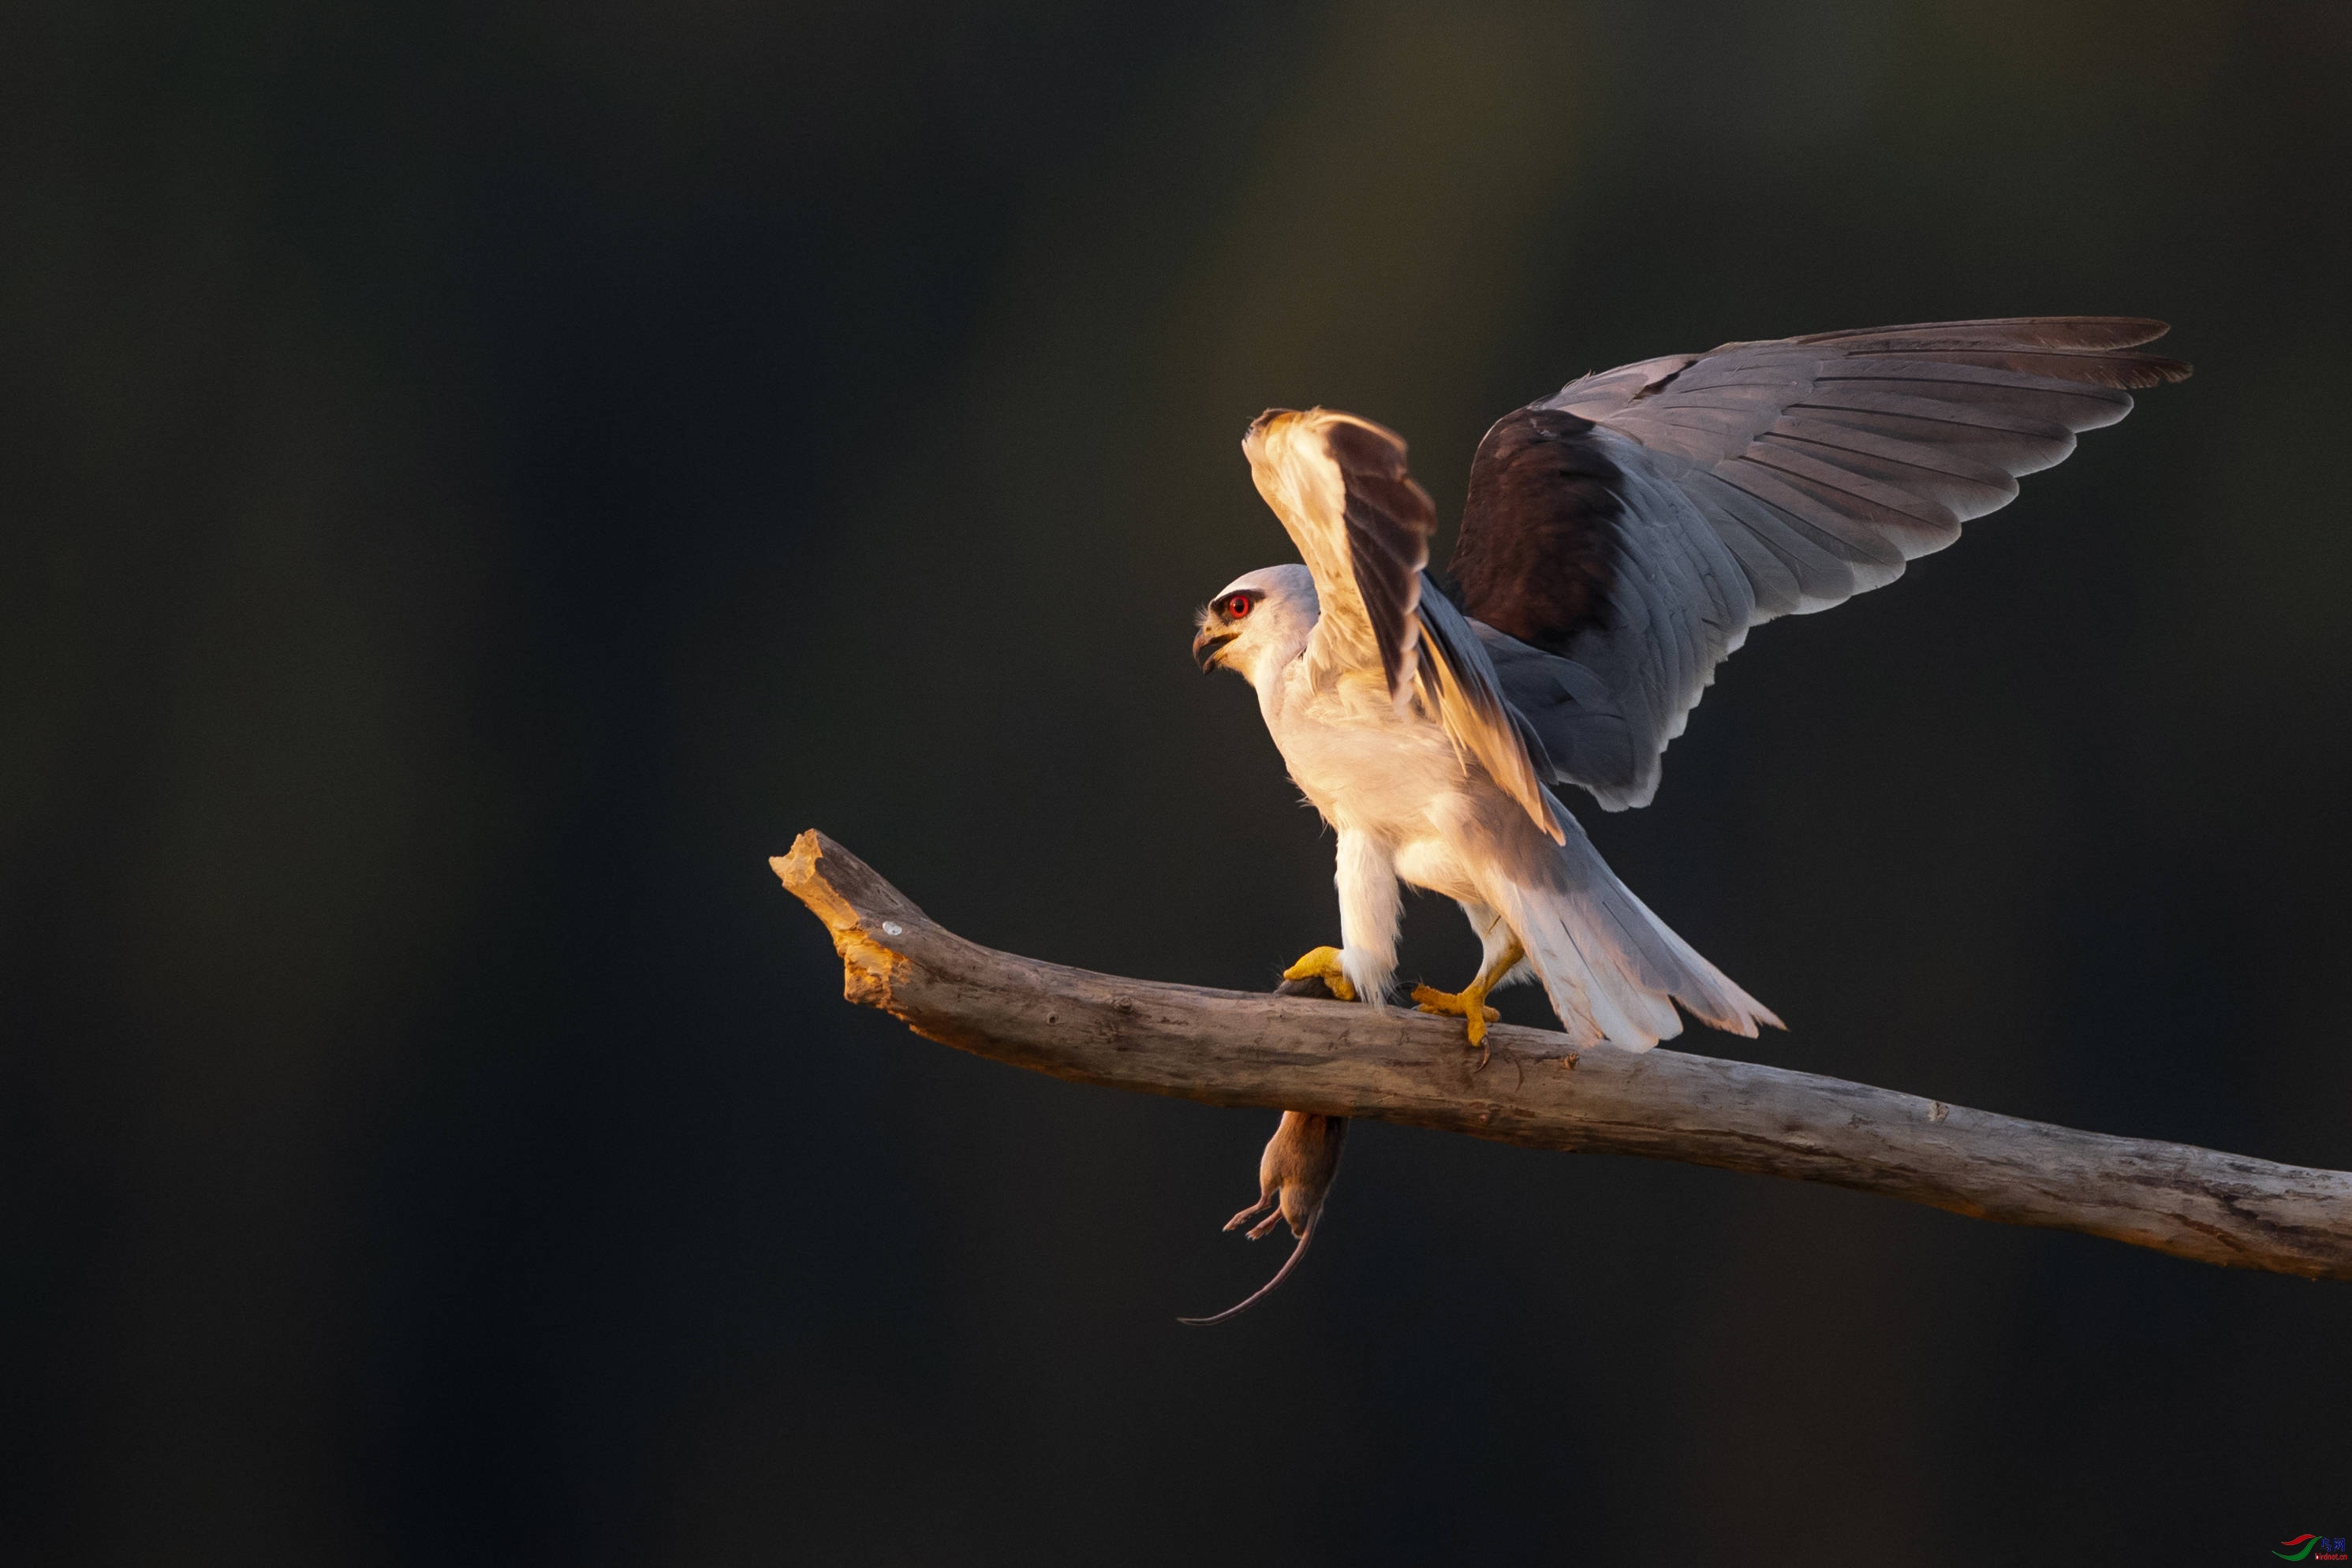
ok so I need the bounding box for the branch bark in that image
[773,830,2352,1282]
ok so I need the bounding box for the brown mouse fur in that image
[1178,1110,1348,1325]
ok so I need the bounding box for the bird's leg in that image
[1280,946,1357,1001]
[1411,937,1525,1057]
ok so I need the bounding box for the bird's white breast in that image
[1260,657,1484,898]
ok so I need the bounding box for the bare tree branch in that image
[772,831,2352,1282]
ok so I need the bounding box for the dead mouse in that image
[1179,973,1350,1325]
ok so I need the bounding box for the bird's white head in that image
[1191,563,1316,687]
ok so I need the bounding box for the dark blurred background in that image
[5,1,2350,1562]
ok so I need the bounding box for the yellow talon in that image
[1412,939,1525,1051]
[1281,946,1357,1002]
[1411,984,1503,1046]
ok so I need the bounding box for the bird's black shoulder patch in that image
[1447,406,1621,657]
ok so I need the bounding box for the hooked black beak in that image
[1192,628,1238,672]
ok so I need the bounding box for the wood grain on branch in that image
[772,831,2352,1282]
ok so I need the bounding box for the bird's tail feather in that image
[1484,805,1778,1051]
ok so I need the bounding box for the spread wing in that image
[1447,317,2192,810]
[1242,409,1432,697]
[1243,407,1562,842]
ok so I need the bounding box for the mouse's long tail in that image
[1177,1212,1318,1327]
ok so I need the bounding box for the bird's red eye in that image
[1227,594,1253,618]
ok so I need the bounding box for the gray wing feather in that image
[1473,622,1637,790]
[1413,577,1566,843]
[1474,316,2189,809]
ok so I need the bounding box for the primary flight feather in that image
[1191,316,2189,1052]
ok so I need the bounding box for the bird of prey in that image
[1192,317,2188,1054]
